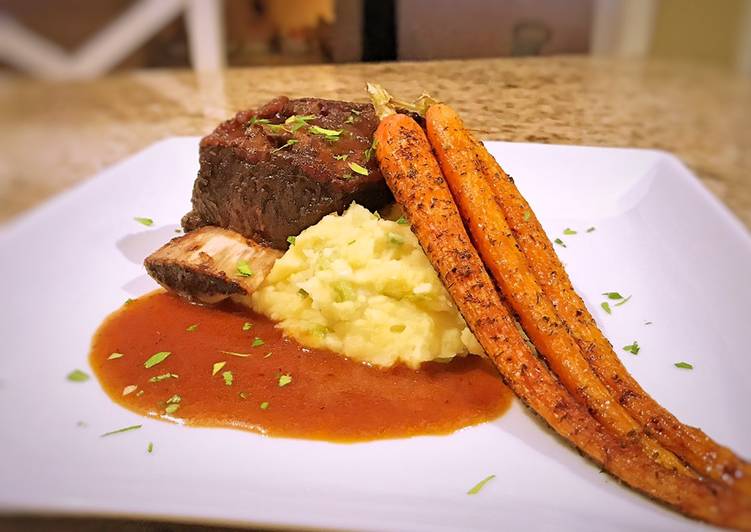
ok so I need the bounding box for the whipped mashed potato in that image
[251,203,482,368]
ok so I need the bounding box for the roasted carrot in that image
[424,102,751,494]
[425,104,690,475]
[374,111,751,528]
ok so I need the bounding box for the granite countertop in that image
[0,56,749,229]
[0,56,749,532]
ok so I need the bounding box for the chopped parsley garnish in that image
[165,403,180,415]
[166,394,181,404]
[185,324,198,332]
[264,123,288,134]
[553,238,566,247]
[144,351,171,369]
[348,162,369,176]
[222,370,234,386]
[278,374,292,387]
[602,292,624,300]
[586,226,596,233]
[347,239,356,245]
[614,295,632,307]
[271,139,299,153]
[67,369,90,382]
[601,302,612,314]
[351,108,362,116]
[674,361,694,369]
[251,337,265,347]
[242,322,253,331]
[284,114,315,126]
[388,233,404,246]
[108,352,124,360]
[523,211,531,221]
[100,424,142,437]
[133,217,154,227]
[122,385,138,396]
[563,228,577,235]
[364,138,377,162]
[344,115,355,124]
[148,373,178,382]
[260,401,270,410]
[467,474,496,495]
[212,361,226,376]
[236,260,253,277]
[311,325,330,337]
[396,216,409,225]
[248,116,270,127]
[147,442,154,453]
[124,298,135,305]
[309,125,343,140]
[622,341,640,355]
[287,236,296,246]
[298,288,310,297]
[333,154,349,161]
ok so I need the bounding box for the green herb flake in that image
[348,162,369,176]
[264,123,288,134]
[344,115,355,124]
[622,341,640,355]
[260,401,270,410]
[467,474,496,495]
[364,138,377,162]
[212,361,226,376]
[287,236,296,246]
[586,226,596,233]
[674,361,694,370]
[222,370,234,386]
[148,373,178,382]
[100,424,142,437]
[347,239,356,245]
[284,114,315,125]
[236,259,253,277]
[298,288,310,298]
[311,325,330,337]
[614,295,632,307]
[67,369,90,382]
[122,385,138,396]
[396,216,409,225]
[523,211,531,221]
[185,324,198,332]
[166,394,181,404]
[248,116,270,127]
[165,403,180,415]
[388,233,404,246]
[602,292,624,300]
[252,337,265,348]
[309,125,343,140]
[144,351,171,369]
[220,350,251,358]
[108,352,124,360]
[271,139,299,153]
[333,154,349,161]
[133,217,154,227]
[601,302,612,315]
[124,298,135,306]
[563,228,577,235]
[278,374,292,387]
[147,442,154,453]
[553,238,566,248]
[242,322,253,331]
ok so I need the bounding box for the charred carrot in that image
[373,111,751,528]
[425,102,751,494]
[425,103,690,475]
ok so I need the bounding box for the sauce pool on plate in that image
[90,291,512,442]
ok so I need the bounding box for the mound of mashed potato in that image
[251,203,482,368]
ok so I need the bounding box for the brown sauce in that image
[90,291,512,442]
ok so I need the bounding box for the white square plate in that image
[1,138,749,531]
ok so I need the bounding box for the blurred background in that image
[1,0,749,79]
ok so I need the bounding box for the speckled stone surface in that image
[0,56,749,532]
[1,56,749,229]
